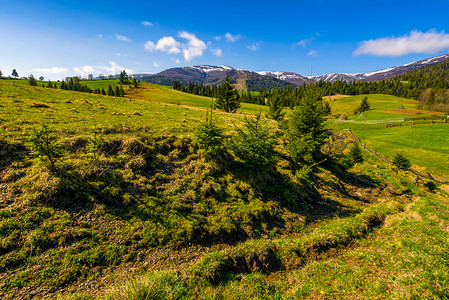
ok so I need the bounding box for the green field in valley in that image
[327,94,447,127]
[355,124,449,178]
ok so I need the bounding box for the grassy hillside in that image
[125,82,268,113]
[1,82,449,299]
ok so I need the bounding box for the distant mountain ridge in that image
[137,53,449,90]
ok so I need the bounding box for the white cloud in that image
[292,34,320,49]
[145,32,207,62]
[73,61,133,77]
[141,21,153,27]
[211,48,223,56]
[155,36,182,54]
[307,50,318,56]
[354,30,449,57]
[144,41,155,52]
[73,65,95,75]
[33,67,69,74]
[179,31,207,62]
[247,42,261,51]
[116,35,131,42]
[96,34,103,39]
[153,62,159,68]
[225,33,241,42]
[116,53,128,57]
[293,37,315,48]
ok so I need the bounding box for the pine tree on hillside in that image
[357,96,371,113]
[348,142,363,163]
[119,70,129,84]
[286,95,328,164]
[322,101,332,116]
[108,85,114,96]
[0,69,3,77]
[215,76,240,113]
[28,74,37,86]
[267,93,286,121]
[11,69,19,78]
[392,153,411,173]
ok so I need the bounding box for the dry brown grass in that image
[323,95,351,101]
[378,109,446,116]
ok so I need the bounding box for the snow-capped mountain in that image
[256,71,309,85]
[138,53,449,89]
[309,53,449,83]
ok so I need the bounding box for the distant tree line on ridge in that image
[172,59,449,113]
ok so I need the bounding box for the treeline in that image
[31,72,140,97]
[245,77,293,91]
[173,80,268,105]
[173,80,218,97]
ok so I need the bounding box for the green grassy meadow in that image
[327,94,447,126]
[355,124,449,177]
[1,81,449,299]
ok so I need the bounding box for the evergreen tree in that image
[11,69,19,78]
[322,101,332,116]
[120,85,125,97]
[357,96,370,113]
[119,70,129,84]
[101,88,106,95]
[348,142,363,163]
[215,76,240,113]
[108,85,114,96]
[28,74,37,86]
[267,93,286,121]
[0,69,2,77]
[194,108,225,157]
[115,86,120,97]
[392,153,411,172]
[232,113,276,169]
[286,94,328,164]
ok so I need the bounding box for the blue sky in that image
[1,0,449,80]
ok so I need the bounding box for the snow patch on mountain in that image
[186,65,238,74]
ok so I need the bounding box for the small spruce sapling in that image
[267,93,286,121]
[87,127,105,160]
[194,108,225,157]
[392,153,411,173]
[231,112,276,169]
[28,124,62,170]
[348,142,364,163]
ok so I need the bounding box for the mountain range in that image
[135,53,449,91]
